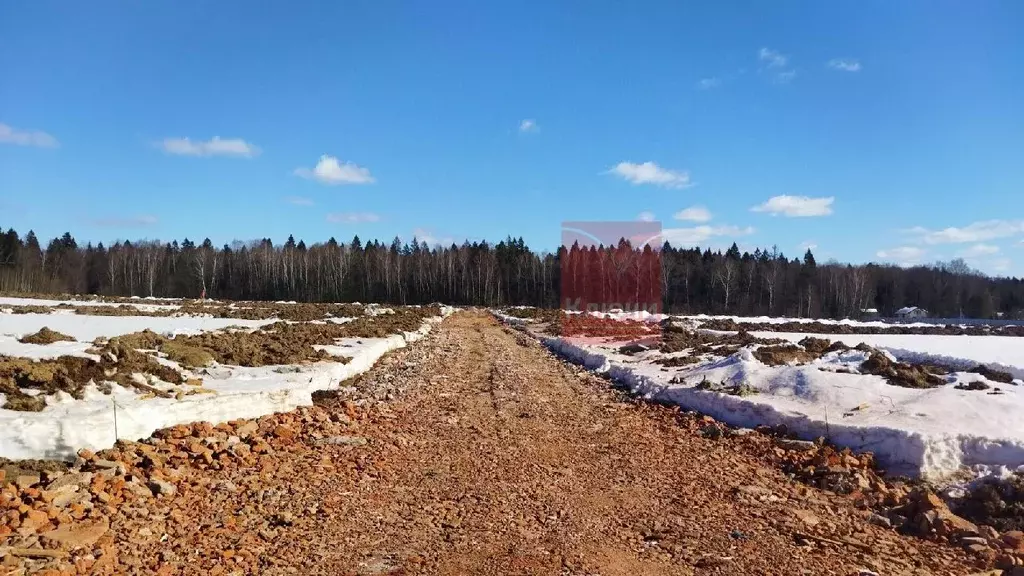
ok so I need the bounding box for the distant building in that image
[859,308,879,320]
[895,306,928,319]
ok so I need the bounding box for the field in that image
[496,308,1024,484]
[0,296,452,460]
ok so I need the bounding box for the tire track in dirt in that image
[88,311,979,575]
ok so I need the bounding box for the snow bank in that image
[0,306,456,460]
[0,296,180,313]
[497,314,1024,482]
[0,312,272,343]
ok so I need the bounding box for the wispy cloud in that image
[0,123,59,148]
[751,195,834,217]
[799,241,818,251]
[295,155,376,185]
[759,48,796,83]
[326,212,380,224]
[673,206,712,223]
[827,58,862,72]
[607,161,692,189]
[876,246,926,264]
[158,136,260,158]
[696,77,721,90]
[957,243,1000,258]
[285,196,314,206]
[660,225,754,246]
[92,215,159,228]
[759,48,788,68]
[905,220,1024,244]
[636,211,656,222]
[518,119,539,133]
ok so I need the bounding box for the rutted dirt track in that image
[6,312,980,574]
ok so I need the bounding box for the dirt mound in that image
[753,344,817,366]
[859,351,945,388]
[18,327,76,345]
[0,339,189,412]
[160,340,215,368]
[969,365,1015,384]
[152,307,438,367]
[659,325,786,356]
[954,475,1024,533]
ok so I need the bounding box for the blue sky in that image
[2,1,1022,276]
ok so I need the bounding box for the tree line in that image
[0,227,1022,319]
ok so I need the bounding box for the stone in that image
[148,478,176,497]
[272,425,296,440]
[1004,530,1024,551]
[980,525,1000,540]
[317,435,368,446]
[52,489,90,509]
[966,543,990,555]
[15,474,40,490]
[236,421,259,438]
[20,509,50,532]
[42,517,110,548]
[46,473,94,492]
[792,509,820,527]
[867,513,892,529]
[775,438,816,451]
[961,536,989,548]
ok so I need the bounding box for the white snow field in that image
[0,298,454,460]
[496,310,1024,483]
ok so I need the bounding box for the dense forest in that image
[0,227,1022,319]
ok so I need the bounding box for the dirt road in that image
[6,312,979,575]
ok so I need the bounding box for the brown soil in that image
[659,325,786,357]
[859,352,946,388]
[969,365,1016,384]
[954,475,1024,532]
[18,327,77,345]
[753,345,817,366]
[0,341,188,411]
[0,311,984,575]
[651,355,700,367]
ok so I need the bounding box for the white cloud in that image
[660,225,754,246]
[326,212,380,224]
[93,215,159,228]
[412,228,456,247]
[159,136,260,158]
[696,77,720,90]
[636,211,656,222]
[295,155,375,185]
[519,119,539,133]
[905,220,1024,244]
[759,48,788,68]
[799,241,818,251]
[607,161,692,189]
[673,206,712,223]
[751,195,834,217]
[876,246,926,264]
[827,58,862,72]
[759,48,796,83]
[957,243,1000,258]
[0,123,59,148]
[285,196,314,206]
